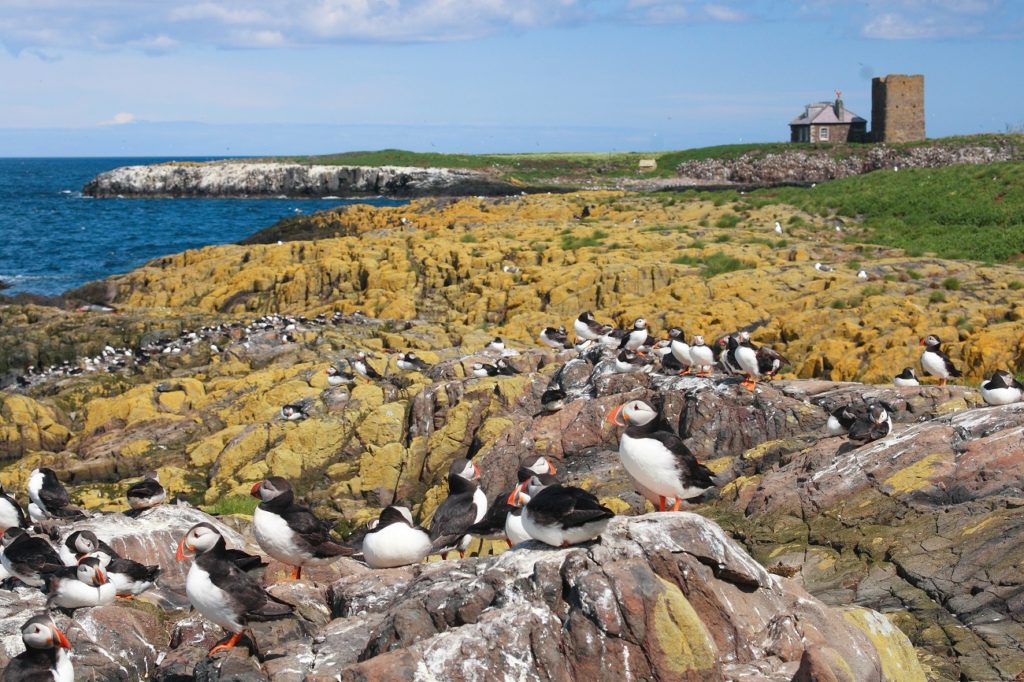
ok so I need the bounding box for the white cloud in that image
[862,11,983,39]
[703,4,747,22]
[103,112,137,125]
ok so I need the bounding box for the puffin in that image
[613,350,653,374]
[361,506,432,569]
[250,477,353,580]
[980,370,1024,406]
[428,458,488,559]
[1,614,72,682]
[733,332,761,390]
[59,530,118,567]
[396,352,430,372]
[471,362,499,378]
[86,549,161,598]
[688,335,715,377]
[466,456,558,546]
[539,326,570,349]
[893,367,920,387]
[756,344,789,378]
[920,335,962,386]
[520,478,614,547]
[126,471,166,511]
[607,400,717,511]
[718,336,741,375]
[847,404,892,444]
[27,468,84,522]
[574,311,612,342]
[668,328,692,374]
[45,557,116,611]
[487,337,505,352]
[825,403,869,436]
[0,483,28,532]
[537,385,567,415]
[279,402,309,421]
[495,358,519,376]
[349,352,383,381]
[619,319,649,353]
[1,527,64,587]
[502,492,533,546]
[177,522,293,656]
[325,364,355,386]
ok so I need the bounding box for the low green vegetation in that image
[204,495,259,516]
[754,161,1024,263]
[943,277,962,290]
[560,229,608,250]
[672,251,751,278]
[715,213,742,228]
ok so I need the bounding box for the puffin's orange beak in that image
[52,626,71,649]
[606,404,627,426]
[918,338,925,346]
[250,481,263,498]
[506,482,523,505]
[472,462,481,480]
[94,568,107,586]
[175,537,191,561]
[546,458,557,475]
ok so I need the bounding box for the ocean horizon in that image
[0,157,407,297]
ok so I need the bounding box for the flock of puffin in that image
[3,310,1022,678]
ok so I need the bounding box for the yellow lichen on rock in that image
[842,607,927,682]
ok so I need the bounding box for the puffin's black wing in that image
[847,418,877,443]
[1,649,60,682]
[939,350,962,377]
[8,537,64,576]
[428,492,478,551]
[281,504,352,558]
[107,556,160,582]
[222,548,267,572]
[640,431,717,489]
[466,493,513,536]
[37,482,71,514]
[831,404,868,430]
[127,479,163,500]
[529,486,613,529]
[205,557,291,620]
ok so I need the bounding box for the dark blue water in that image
[0,158,407,296]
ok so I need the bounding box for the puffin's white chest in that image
[54,647,74,682]
[50,577,116,610]
[362,523,432,568]
[670,340,692,366]
[623,329,647,352]
[893,376,919,387]
[472,488,488,523]
[186,564,243,633]
[689,345,714,369]
[253,507,305,565]
[981,384,1022,406]
[521,507,609,547]
[735,346,759,376]
[618,433,685,498]
[0,499,22,532]
[504,511,532,546]
[57,543,78,567]
[574,319,595,340]
[921,350,949,378]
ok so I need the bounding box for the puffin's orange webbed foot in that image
[208,632,243,656]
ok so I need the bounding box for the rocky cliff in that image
[82,162,521,198]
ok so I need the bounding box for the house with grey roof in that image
[790,91,867,143]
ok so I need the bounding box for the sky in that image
[0,0,1022,156]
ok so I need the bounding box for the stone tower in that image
[871,74,925,143]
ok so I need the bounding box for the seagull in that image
[774,221,783,235]
[814,263,834,272]
[857,270,869,280]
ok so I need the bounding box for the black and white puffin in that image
[847,404,892,444]
[495,358,519,375]
[487,337,505,352]
[981,370,1024,406]
[466,456,558,546]
[668,328,692,374]
[537,385,567,414]
[689,335,715,376]
[520,478,614,547]
[718,335,741,376]
[471,362,499,378]
[176,522,292,655]
[428,459,487,558]
[0,483,28,532]
[59,530,117,567]
[539,326,570,349]
[1,527,64,587]
[325,364,355,386]
[574,311,612,342]
[396,352,430,372]
[126,471,165,512]
[607,400,717,511]
[893,367,920,387]
[279,402,309,421]
[1,614,72,682]
[756,344,789,378]
[27,468,84,522]
[46,556,115,610]
[825,403,869,436]
[349,352,383,381]
[919,335,962,386]
[733,331,761,391]
[87,549,161,598]
[613,350,653,374]
[619,319,649,353]
[250,477,353,580]
[361,506,432,568]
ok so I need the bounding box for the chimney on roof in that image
[834,89,844,121]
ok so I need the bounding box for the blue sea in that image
[0,158,407,296]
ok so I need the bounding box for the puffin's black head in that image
[579,311,594,322]
[76,556,108,587]
[176,522,223,560]
[692,334,705,346]
[988,370,1013,389]
[20,614,70,651]
[607,399,658,427]
[251,476,294,504]
[1,526,27,548]
[896,367,917,379]
[373,505,416,530]
[66,530,101,557]
[449,458,480,482]
[668,328,683,340]
[522,455,556,477]
[633,318,647,331]
[869,404,889,424]
[920,335,941,349]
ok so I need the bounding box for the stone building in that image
[789,92,867,143]
[870,74,925,142]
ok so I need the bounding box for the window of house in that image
[819,127,829,141]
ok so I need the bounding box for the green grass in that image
[1009,280,1024,290]
[929,290,947,303]
[204,495,259,516]
[715,213,742,228]
[460,234,478,243]
[943,277,962,290]
[671,251,751,278]
[752,161,1024,263]
[561,229,608,250]
[907,269,923,280]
